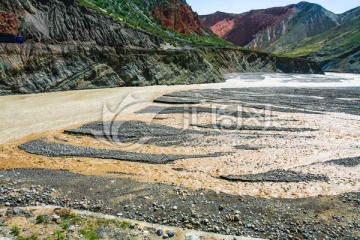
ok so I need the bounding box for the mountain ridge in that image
[200,1,359,72]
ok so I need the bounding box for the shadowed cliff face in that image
[152,0,205,35]
[0,0,323,95]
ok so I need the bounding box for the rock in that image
[185,223,193,229]
[202,218,209,225]
[166,230,175,238]
[52,214,60,221]
[185,234,200,240]
[68,225,76,232]
[156,229,163,236]
[172,206,178,211]
[213,225,220,232]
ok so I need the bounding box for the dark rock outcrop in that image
[202,48,323,74]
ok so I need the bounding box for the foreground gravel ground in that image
[1,169,359,239]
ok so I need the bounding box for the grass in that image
[60,220,70,229]
[36,215,48,224]
[11,225,20,236]
[274,15,360,61]
[53,230,65,240]
[19,234,39,240]
[79,228,98,240]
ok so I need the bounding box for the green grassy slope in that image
[266,2,339,52]
[272,7,359,72]
[274,14,359,60]
[75,0,234,47]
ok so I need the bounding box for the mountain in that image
[0,0,322,95]
[201,2,359,73]
[274,6,360,72]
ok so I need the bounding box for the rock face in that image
[201,11,239,38]
[201,2,359,73]
[152,0,205,35]
[0,12,19,35]
[0,0,323,95]
[202,48,322,74]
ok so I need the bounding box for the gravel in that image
[136,106,271,118]
[1,168,359,239]
[220,169,330,183]
[161,87,360,115]
[233,145,262,150]
[192,123,318,132]
[153,97,201,104]
[325,156,360,167]
[19,138,226,164]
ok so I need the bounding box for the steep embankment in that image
[0,0,322,95]
[201,2,359,73]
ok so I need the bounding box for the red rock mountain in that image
[200,2,340,50]
[0,0,29,35]
[152,0,205,35]
[0,12,18,35]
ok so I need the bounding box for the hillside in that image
[0,0,322,95]
[201,2,359,73]
[75,0,231,47]
[274,7,360,73]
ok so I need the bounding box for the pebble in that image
[68,225,76,232]
[156,229,163,236]
[185,234,200,240]
[166,230,175,238]
[185,223,193,229]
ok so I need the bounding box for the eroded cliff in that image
[152,0,205,35]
